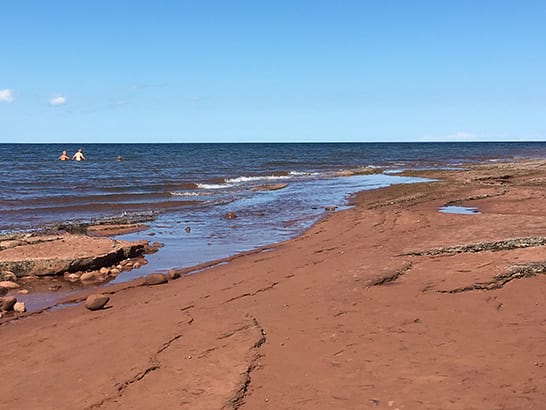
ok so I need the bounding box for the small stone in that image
[325,206,337,211]
[99,267,109,275]
[224,212,238,219]
[110,268,120,275]
[144,273,168,286]
[48,284,62,291]
[184,226,191,233]
[1,271,17,281]
[13,301,26,313]
[0,281,19,289]
[167,269,180,280]
[132,262,141,269]
[1,296,17,311]
[85,294,110,311]
[65,273,80,281]
[80,272,96,282]
[17,289,29,295]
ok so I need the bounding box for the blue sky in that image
[1,0,545,143]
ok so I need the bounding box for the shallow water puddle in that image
[438,205,480,215]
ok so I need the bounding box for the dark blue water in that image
[2,142,546,233]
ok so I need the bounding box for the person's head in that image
[78,148,83,153]
[62,150,67,154]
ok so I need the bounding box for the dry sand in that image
[2,160,546,409]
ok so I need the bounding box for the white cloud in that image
[0,89,15,103]
[49,95,67,106]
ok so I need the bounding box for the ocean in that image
[1,142,546,294]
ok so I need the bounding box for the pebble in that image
[0,281,20,289]
[133,262,141,269]
[79,272,96,282]
[17,289,29,295]
[13,301,26,313]
[110,268,120,275]
[85,294,110,311]
[167,269,181,280]
[0,271,17,281]
[144,273,168,286]
[99,267,109,275]
[1,296,17,311]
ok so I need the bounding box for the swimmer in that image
[58,150,70,161]
[117,155,123,161]
[72,148,86,161]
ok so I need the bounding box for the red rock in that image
[1,296,17,311]
[79,272,97,282]
[144,273,168,286]
[0,281,19,289]
[167,269,181,280]
[85,294,110,311]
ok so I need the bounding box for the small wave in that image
[197,182,232,189]
[170,191,213,197]
[288,171,319,176]
[225,175,291,184]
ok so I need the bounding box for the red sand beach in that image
[2,160,546,409]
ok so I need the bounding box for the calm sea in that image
[1,142,546,304]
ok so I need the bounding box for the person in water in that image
[58,150,70,161]
[72,148,86,161]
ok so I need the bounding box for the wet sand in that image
[2,160,546,409]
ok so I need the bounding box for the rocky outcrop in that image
[0,233,152,278]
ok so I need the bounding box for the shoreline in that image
[2,159,546,408]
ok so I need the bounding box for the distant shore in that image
[2,159,546,409]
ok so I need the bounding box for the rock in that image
[0,281,19,289]
[0,287,7,297]
[17,289,29,295]
[251,183,288,191]
[48,284,62,291]
[85,294,110,311]
[13,301,26,313]
[132,262,141,269]
[325,206,338,211]
[0,271,17,281]
[184,226,191,233]
[110,268,120,275]
[99,267,109,275]
[167,269,180,280]
[65,273,80,281]
[144,273,168,286]
[79,271,97,282]
[224,212,238,219]
[1,296,17,311]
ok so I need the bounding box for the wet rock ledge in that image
[0,233,155,278]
